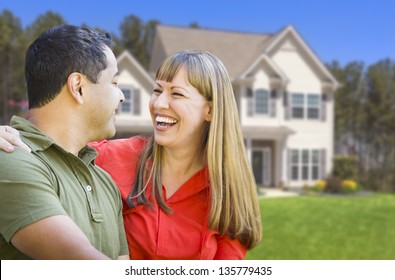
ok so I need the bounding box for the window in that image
[119,88,133,114]
[291,93,321,120]
[307,94,320,119]
[255,89,269,115]
[311,150,320,180]
[291,150,299,180]
[291,93,304,119]
[290,149,321,181]
[302,149,309,180]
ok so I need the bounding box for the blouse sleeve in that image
[214,234,248,260]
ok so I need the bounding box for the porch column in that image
[280,139,288,186]
[246,138,252,164]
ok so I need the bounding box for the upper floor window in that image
[291,93,320,120]
[255,89,269,115]
[307,94,320,119]
[291,93,304,119]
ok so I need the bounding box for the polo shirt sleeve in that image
[214,234,248,260]
[0,148,67,243]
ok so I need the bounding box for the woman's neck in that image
[161,145,206,197]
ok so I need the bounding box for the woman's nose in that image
[153,92,170,109]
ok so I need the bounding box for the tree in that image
[326,60,365,155]
[24,11,66,43]
[0,10,25,123]
[119,15,159,69]
[362,59,395,191]
[328,59,395,192]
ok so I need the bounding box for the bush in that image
[309,178,359,194]
[341,179,358,193]
[333,155,359,180]
[323,176,343,193]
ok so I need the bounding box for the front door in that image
[252,148,271,187]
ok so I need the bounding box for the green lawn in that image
[246,193,395,260]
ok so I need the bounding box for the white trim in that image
[240,54,289,87]
[117,51,154,86]
[118,86,134,114]
[265,25,339,91]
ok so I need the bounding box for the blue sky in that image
[1,0,393,66]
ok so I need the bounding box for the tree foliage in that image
[327,59,395,191]
[118,15,159,69]
[0,10,25,123]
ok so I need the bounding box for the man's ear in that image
[67,72,84,105]
[205,101,212,121]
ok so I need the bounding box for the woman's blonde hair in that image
[128,50,262,249]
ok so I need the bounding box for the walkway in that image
[259,188,301,198]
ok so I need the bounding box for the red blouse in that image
[92,137,247,259]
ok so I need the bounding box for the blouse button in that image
[86,185,92,192]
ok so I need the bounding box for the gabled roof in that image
[117,50,154,86]
[150,24,339,90]
[239,53,289,87]
[149,25,273,78]
[263,25,339,89]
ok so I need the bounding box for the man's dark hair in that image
[25,24,113,109]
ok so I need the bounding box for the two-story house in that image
[114,24,339,190]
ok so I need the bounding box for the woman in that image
[0,50,262,259]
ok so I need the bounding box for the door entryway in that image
[252,148,271,187]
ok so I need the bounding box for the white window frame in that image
[291,93,304,119]
[307,94,320,120]
[291,149,321,181]
[291,93,321,120]
[119,87,134,114]
[254,88,270,115]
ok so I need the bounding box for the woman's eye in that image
[153,89,162,95]
[172,92,184,97]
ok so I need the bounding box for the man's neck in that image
[29,109,87,156]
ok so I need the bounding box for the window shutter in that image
[320,149,326,179]
[270,89,276,117]
[284,91,290,120]
[321,93,327,121]
[133,88,140,115]
[246,88,254,116]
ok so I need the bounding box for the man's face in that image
[83,47,125,140]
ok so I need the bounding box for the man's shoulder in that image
[0,147,52,180]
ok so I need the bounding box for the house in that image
[114,24,339,190]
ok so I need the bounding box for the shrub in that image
[341,179,358,193]
[333,155,359,180]
[315,180,326,191]
[324,176,343,193]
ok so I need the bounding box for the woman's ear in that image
[205,101,212,121]
[67,72,84,105]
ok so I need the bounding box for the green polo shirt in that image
[0,116,128,259]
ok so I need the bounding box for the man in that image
[0,24,129,259]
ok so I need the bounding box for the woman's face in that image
[149,67,211,151]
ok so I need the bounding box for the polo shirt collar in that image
[10,115,98,165]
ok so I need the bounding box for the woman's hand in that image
[0,125,31,152]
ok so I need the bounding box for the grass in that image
[246,193,395,260]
